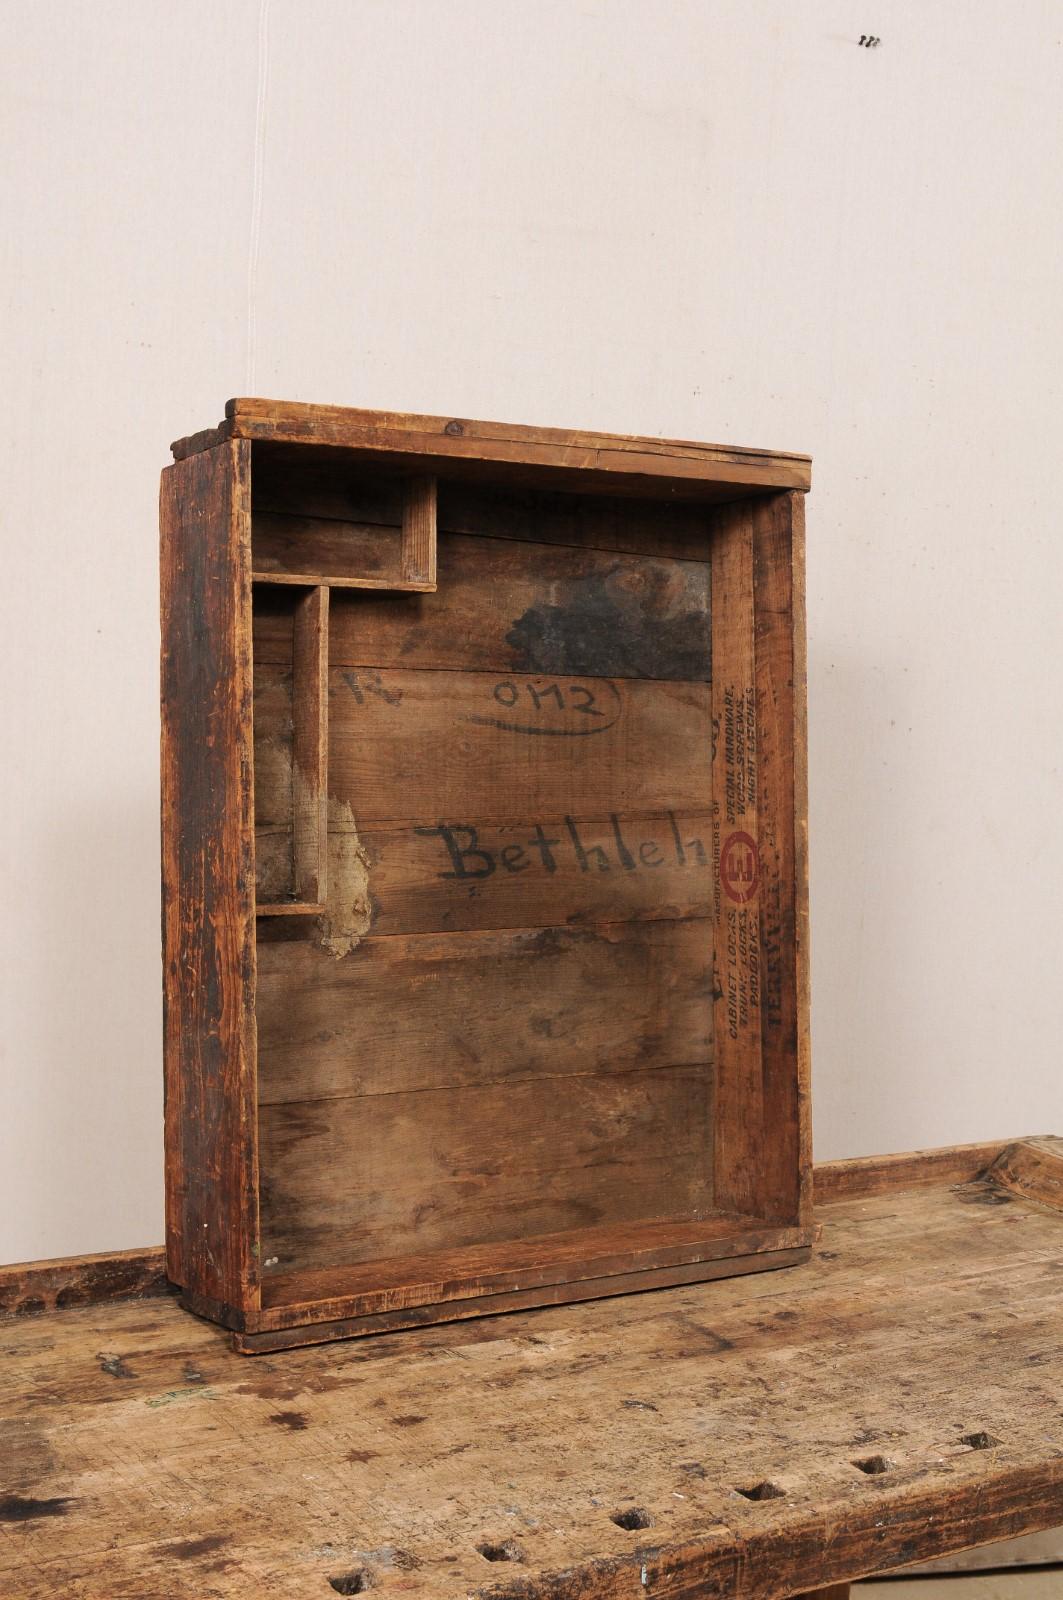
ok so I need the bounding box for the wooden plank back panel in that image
[160,438,260,1310]
[252,667,708,825]
[259,1059,713,1274]
[253,517,717,1281]
[252,460,716,561]
[320,809,715,937]
[255,920,712,1106]
[253,527,711,680]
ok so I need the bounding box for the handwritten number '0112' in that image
[493,681,604,717]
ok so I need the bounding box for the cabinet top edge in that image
[168,398,811,495]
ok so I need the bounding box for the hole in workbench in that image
[853,1455,895,1475]
[736,1480,786,1502]
[961,1431,1002,1450]
[477,1540,524,1563]
[610,1506,653,1531]
[328,1572,371,1595]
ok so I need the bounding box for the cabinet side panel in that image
[710,490,810,1223]
[752,490,811,1224]
[160,438,259,1309]
[710,505,764,1213]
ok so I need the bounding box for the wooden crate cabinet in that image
[161,400,813,1352]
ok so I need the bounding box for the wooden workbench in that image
[2,1139,1061,1599]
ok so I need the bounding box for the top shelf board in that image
[170,398,811,503]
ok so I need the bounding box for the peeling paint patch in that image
[319,797,372,958]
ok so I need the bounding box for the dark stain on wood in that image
[0,1493,75,1522]
[505,562,710,682]
[268,1410,309,1430]
[170,1534,232,1560]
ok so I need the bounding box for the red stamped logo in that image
[721,831,759,904]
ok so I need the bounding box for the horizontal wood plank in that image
[173,400,811,497]
[259,1061,714,1275]
[252,666,711,829]
[239,1248,812,1347]
[252,527,711,681]
[353,809,715,936]
[257,1214,802,1317]
[255,920,712,1104]
[813,1140,1019,1203]
[253,467,716,561]
[0,1247,170,1320]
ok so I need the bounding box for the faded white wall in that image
[2,0,1061,1262]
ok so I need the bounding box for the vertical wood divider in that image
[402,476,437,588]
[291,585,330,905]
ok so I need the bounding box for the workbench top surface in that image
[2,1142,1061,1600]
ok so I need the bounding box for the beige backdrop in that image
[2,0,1061,1263]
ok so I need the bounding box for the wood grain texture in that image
[321,669,708,825]
[982,1136,1063,1211]
[752,490,810,1226]
[706,492,810,1227]
[259,1060,714,1275]
[0,1247,169,1320]
[291,585,329,905]
[252,465,716,561]
[2,1175,1060,1597]
[251,529,712,681]
[710,501,763,1215]
[813,1141,1017,1203]
[256,921,712,1106]
[262,809,714,937]
[402,475,437,587]
[252,511,407,587]
[160,440,260,1312]
[237,1245,810,1348]
[171,398,812,497]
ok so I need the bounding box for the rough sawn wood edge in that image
[169,399,812,492]
[2,1138,1058,1322]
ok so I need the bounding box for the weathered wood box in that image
[161,399,813,1352]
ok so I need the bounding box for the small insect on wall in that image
[161,399,813,1352]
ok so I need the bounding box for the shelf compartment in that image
[251,471,437,590]
[253,583,329,914]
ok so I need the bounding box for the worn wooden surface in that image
[160,439,261,1312]
[0,1247,170,1319]
[2,1148,1061,1598]
[172,399,811,500]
